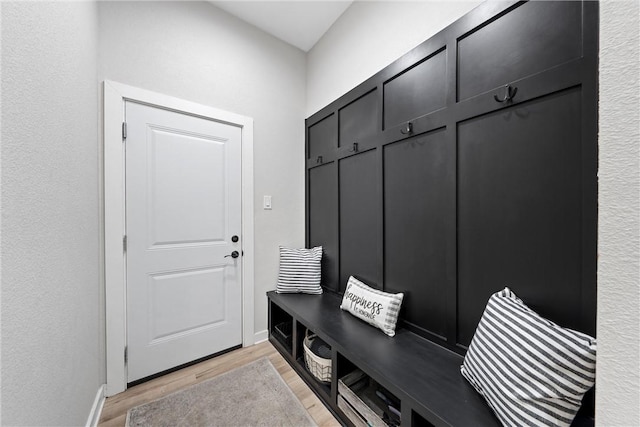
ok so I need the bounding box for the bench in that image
[267,291,500,427]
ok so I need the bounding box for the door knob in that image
[225,251,240,259]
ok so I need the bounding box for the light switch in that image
[263,195,272,210]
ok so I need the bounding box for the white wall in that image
[308,1,640,425]
[1,2,104,425]
[97,1,307,338]
[306,1,482,116]
[597,1,640,424]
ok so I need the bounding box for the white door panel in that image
[126,101,242,383]
[148,267,226,342]
[148,128,227,247]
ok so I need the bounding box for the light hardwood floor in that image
[98,341,341,427]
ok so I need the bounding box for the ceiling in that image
[210,1,353,52]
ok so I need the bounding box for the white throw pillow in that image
[276,246,323,294]
[460,287,596,427]
[340,276,404,337]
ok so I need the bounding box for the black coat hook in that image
[400,122,413,135]
[316,155,323,164]
[494,84,518,103]
[349,142,358,153]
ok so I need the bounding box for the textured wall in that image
[597,1,640,424]
[97,1,307,337]
[306,1,482,116]
[1,2,103,425]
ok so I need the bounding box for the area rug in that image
[126,357,317,427]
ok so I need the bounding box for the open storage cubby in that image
[411,411,435,427]
[337,354,401,427]
[295,322,332,399]
[268,299,293,354]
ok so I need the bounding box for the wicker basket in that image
[303,331,332,384]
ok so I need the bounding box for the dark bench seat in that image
[267,290,500,427]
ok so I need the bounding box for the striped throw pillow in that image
[460,288,596,427]
[276,246,323,294]
[340,276,404,337]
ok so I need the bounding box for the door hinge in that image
[123,235,127,252]
[124,346,128,364]
[122,122,127,140]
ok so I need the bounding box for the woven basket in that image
[303,331,332,384]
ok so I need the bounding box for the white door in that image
[125,101,242,383]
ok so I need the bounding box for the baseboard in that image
[254,329,268,344]
[86,384,106,427]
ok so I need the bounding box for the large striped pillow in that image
[340,276,404,337]
[460,288,596,427]
[276,246,323,294]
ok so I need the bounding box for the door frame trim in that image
[103,80,255,396]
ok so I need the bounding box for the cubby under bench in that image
[267,291,500,427]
